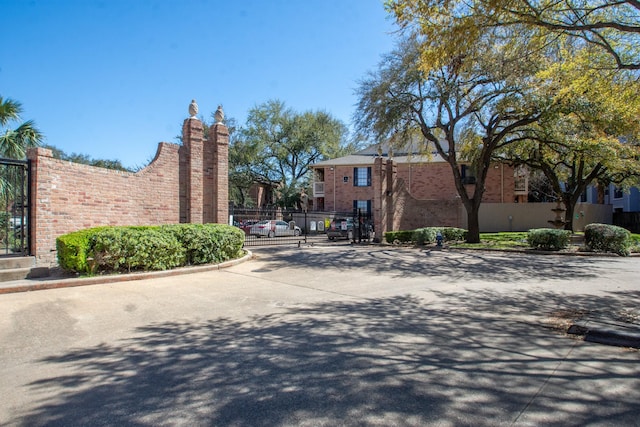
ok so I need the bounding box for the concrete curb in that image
[445,246,640,257]
[0,250,254,295]
[568,321,640,349]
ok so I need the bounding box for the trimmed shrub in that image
[527,228,571,251]
[440,227,467,241]
[413,228,437,245]
[584,223,631,256]
[91,227,186,272]
[385,230,413,244]
[56,227,107,273]
[387,227,468,245]
[163,223,245,265]
[413,227,468,245]
[57,223,245,274]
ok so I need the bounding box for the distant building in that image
[310,141,525,215]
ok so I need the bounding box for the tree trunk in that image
[466,203,481,243]
[563,196,577,232]
[597,184,605,204]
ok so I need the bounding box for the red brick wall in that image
[393,178,463,230]
[28,143,181,265]
[27,116,231,266]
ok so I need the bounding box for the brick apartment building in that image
[310,142,527,236]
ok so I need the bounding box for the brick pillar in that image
[181,117,204,223]
[210,123,229,224]
[27,147,55,265]
[386,160,397,233]
[372,157,386,242]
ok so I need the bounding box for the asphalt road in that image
[1,244,639,426]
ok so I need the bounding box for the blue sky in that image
[1,0,398,169]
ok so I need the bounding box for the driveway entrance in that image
[1,246,639,426]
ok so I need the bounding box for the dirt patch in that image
[546,308,589,333]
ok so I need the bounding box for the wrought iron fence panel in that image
[0,158,30,256]
[231,207,373,247]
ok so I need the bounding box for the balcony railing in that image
[313,181,325,197]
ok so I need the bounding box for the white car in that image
[249,220,301,238]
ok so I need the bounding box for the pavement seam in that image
[511,340,580,425]
[223,270,365,300]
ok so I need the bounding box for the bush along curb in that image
[0,250,254,295]
[57,224,246,275]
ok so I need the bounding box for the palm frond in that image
[0,120,43,159]
[0,97,23,127]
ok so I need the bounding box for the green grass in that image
[448,232,530,250]
[631,234,640,253]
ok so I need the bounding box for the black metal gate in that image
[352,209,374,243]
[232,207,308,247]
[231,206,373,247]
[326,209,374,243]
[0,158,30,256]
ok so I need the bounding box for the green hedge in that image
[584,223,631,256]
[413,228,438,245]
[439,227,468,241]
[527,228,571,251]
[90,227,186,272]
[385,227,468,245]
[384,230,414,244]
[57,224,245,274]
[162,224,245,265]
[57,227,108,273]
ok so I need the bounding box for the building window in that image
[353,167,371,187]
[580,191,587,203]
[353,200,371,214]
[614,187,624,199]
[461,164,476,184]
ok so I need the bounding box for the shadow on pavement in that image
[250,245,623,283]
[20,288,640,426]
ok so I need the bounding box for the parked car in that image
[238,220,260,235]
[249,220,301,238]
[327,218,355,240]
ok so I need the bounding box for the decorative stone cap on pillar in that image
[189,99,199,119]
[214,105,225,124]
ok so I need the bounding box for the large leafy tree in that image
[498,45,640,230]
[381,0,640,239]
[387,0,640,70]
[234,100,351,208]
[223,118,261,208]
[0,96,43,159]
[355,35,545,243]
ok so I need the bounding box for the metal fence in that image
[0,158,30,256]
[231,207,374,247]
[613,211,640,233]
